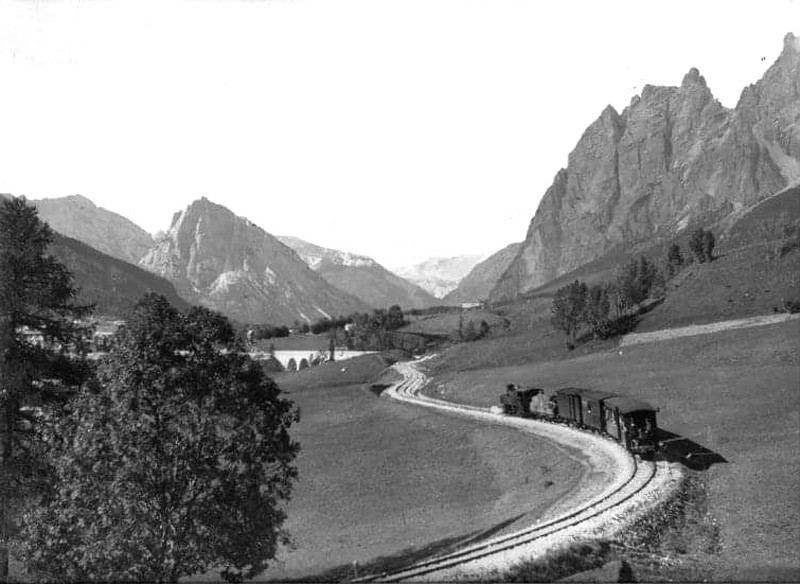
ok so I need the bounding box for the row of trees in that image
[344,305,421,352]
[0,198,299,581]
[551,230,716,346]
[551,255,663,344]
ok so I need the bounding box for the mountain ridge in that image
[139,197,370,324]
[34,194,155,266]
[491,32,799,301]
[277,236,439,310]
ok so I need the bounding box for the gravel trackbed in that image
[358,358,684,581]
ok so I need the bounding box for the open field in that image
[257,355,586,581]
[423,319,800,581]
[401,309,508,338]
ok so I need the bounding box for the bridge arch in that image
[287,358,297,372]
[299,358,309,371]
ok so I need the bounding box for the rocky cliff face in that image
[278,236,438,310]
[34,195,154,265]
[492,33,800,300]
[139,198,368,324]
[443,242,521,304]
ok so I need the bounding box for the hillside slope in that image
[2,193,187,317]
[139,198,369,324]
[51,232,190,317]
[35,194,154,265]
[492,33,799,301]
[278,236,438,310]
[444,242,521,304]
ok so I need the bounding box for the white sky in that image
[0,1,797,268]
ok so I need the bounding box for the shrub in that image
[666,243,684,278]
[551,280,588,342]
[689,228,715,263]
[505,541,611,582]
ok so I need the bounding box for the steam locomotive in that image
[499,384,658,455]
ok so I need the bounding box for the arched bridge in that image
[257,349,378,372]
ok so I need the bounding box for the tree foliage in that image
[666,243,684,279]
[584,284,612,338]
[0,197,92,576]
[615,255,659,310]
[551,280,587,342]
[20,294,299,583]
[689,228,715,263]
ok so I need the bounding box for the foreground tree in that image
[0,197,92,577]
[20,294,299,582]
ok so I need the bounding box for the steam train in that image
[499,384,658,455]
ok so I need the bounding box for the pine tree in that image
[0,197,92,577]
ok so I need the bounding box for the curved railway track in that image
[356,358,679,582]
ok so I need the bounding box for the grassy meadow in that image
[259,355,586,581]
[422,317,799,581]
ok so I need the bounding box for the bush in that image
[505,541,611,582]
[689,228,715,263]
[551,280,588,342]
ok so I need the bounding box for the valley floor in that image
[250,357,588,581]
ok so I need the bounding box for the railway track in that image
[355,358,678,582]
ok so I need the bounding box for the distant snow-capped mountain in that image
[277,236,439,310]
[393,254,485,299]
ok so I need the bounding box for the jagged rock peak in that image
[63,194,96,206]
[784,31,799,54]
[682,67,707,88]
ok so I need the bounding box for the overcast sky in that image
[0,1,796,268]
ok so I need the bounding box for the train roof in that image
[555,387,617,401]
[603,395,656,414]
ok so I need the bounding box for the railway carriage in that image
[499,384,659,455]
[554,387,616,432]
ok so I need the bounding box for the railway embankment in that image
[363,358,685,581]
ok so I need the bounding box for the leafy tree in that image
[583,284,611,338]
[386,305,405,330]
[551,280,588,342]
[666,243,684,278]
[0,197,92,577]
[702,229,715,262]
[479,320,491,339]
[689,228,715,263]
[20,294,299,582]
[615,255,658,309]
[462,320,478,342]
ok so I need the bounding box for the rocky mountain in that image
[394,254,485,298]
[34,195,154,265]
[492,32,800,301]
[443,242,521,304]
[139,198,369,324]
[1,193,187,317]
[277,236,439,310]
[51,233,190,317]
